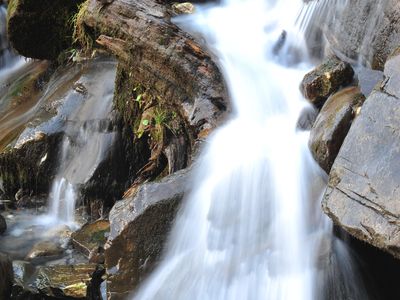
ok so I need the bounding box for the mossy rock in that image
[7,0,84,60]
[300,56,354,107]
[71,220,110,257]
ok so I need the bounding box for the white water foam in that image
[133,0,367,299]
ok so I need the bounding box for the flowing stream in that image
[46,61,117,227]
[134,0,367,299]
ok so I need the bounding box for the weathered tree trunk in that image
[83,0,229,136]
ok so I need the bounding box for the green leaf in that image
[136,94,142,102]
[142,119,149,126]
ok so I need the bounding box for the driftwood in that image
[84,0,229,136]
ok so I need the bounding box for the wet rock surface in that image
[323,51,400,259]
[0,252,13,299]
[309,86,365,173]
[35,264,103,299]
[300,56,354,107]
[105,169,189,300]
[0,133,63,202]
[71,220,110,258]
[10,260,104,299]
[25,241,64,262]
[0,213,6,234]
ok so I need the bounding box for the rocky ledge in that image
[322,49,400,259]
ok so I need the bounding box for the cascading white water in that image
[134,0,367,299]
[0,5,27,81]
[47,61,117,226]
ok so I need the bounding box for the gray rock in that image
[300,56,354,107]
[322,51,400,258]
[325,0,400,70]
[105,168,189,300]
[309,86,365,173]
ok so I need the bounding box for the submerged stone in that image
[300,56,354,107]
[309,86,365,173]
[25,241,63,261]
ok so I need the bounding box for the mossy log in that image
[83,0,229,137]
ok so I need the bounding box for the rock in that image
[322,51,400,259]
[35,264,104,299]
[0,253,13,299]
[300,56,354,107]
[7,0,84,59]
[25,241,63,261]
[309,86,365,173]
[296,105,318,131]
[105,168,188,299]
[0,128,63,202]
[88,246,105,264]
[172,2,195,14]
[71,220,110,257]
[11,260,39,298]
[325,0,400,70]
[11,261,104,299]
[0,213,6,234]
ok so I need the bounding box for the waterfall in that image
[133,0,367,299]
[0,5,26,78]
[46,61,117,227]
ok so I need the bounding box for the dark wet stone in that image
[105,168,189,300]
[71,220,110,258]
[0,132,63,202]
[300,56,354,107]
[0,213,6,234]
[0,252,13,299]
[309,86,365,173]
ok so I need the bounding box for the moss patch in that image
[7,0,84,60]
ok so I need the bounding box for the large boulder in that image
[300,56,354,107]
[104,169,189,300]
[325,0,400,70]
[7,0,84,59]
[309,86,365,173]
[0,253,13,299]
[322,51,400,258]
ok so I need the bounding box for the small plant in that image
[70,0,93,53]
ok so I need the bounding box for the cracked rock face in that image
[322,50,400,258]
